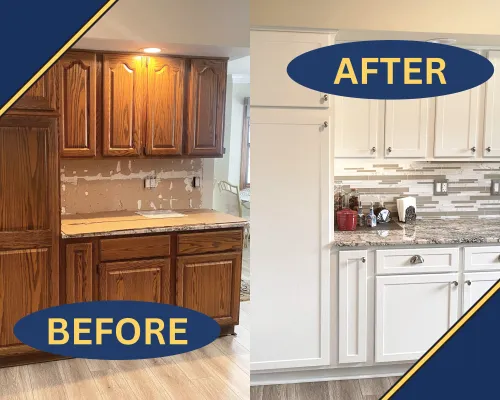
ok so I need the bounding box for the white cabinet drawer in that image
[464,246,500,271]
[376,248,459,275]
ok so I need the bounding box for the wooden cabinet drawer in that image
[177,230,243,255]
[376,248,459,275]
[100,235,170,261]
[464,246,500,271]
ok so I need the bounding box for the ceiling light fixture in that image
[426,38,457,45]
[142,47,162,54]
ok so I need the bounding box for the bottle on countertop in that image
[357,201,365,227]
[366,202,377,228]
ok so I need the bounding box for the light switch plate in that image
[491,179,500,196]
[434,179,449,196]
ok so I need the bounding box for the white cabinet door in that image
[250,109,331,370]
[338,250,368,364]
[434,88,481,158]
[334,97,382,157]
[251,30,332,108]
[375,273,459,363]
[483,51,500,157]
[384,99,430,158]
[463,272,500,313]
[464,246,500,271]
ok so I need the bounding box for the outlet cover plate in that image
[433,179,449,196]
[491,179,500,196]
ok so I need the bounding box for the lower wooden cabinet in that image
[99,258,172,303]
[65,242,93,303]
[176,252,242,326]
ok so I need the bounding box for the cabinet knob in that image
[371,146,376,152]
[486,146,492,152]
[471,146,476,153]
[410,255,424,264]
[465,280,472,286]
[387,147,392,153]
[451,281,459,287]
[323,94,328,101]
[323,121,329,128]
[361,257,366,263]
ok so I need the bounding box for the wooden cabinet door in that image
[334,97,382,157]
[65,242,93,303]
[338,250,368,364]
[463,272,500,313]
[434,88,481,158]
[375,273,459,363]
[251,30,331,108]
[102,54,146,157]
[0,116,59,352]
[11,67,58,113]
[176,252,241,325]
[146,56,185,156]
[59,52,97,158]
[483,51,500,158]
[186,59,227,157]
[385,99,430,158]
[99,258,171,303]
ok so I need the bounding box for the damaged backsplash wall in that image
[335,160,500,219]
[61,159,203,215]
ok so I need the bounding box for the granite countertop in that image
[332,218,500,247]
[61,209,249,239]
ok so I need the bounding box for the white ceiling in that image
[75,0,249,59]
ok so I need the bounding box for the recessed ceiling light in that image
[426,38,457,45]
[142,47,162,54]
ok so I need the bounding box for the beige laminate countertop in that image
[61,209,248,239]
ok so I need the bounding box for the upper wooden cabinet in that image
[186,59,227,157]
[11,66,59,113]
[58,52,97,157]
[102,54,146,157]
[146,56,185,156]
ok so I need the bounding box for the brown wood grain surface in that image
[65,242,93,303]
[59,51,97,157]
[146,56,185,156]
[100,234,171,261]
[10,66,59,113]
[186,59,227,157]
[177,229,243,255]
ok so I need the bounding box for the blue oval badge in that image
[287,40,494,99]
[14,301,220,360]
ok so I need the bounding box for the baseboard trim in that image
[251,363,413,386]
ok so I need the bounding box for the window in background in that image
[240,97,250,188]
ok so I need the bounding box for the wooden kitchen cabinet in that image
[146,56,185,156]
[334,97,382,158]
[99,258,172,303]
[176,252,242,326]
[186,59,227,157]
[102,54,146,157]
[375,273,459,363]
[10,67,59,113]
[65,242,93,303]
[58,52,97,158]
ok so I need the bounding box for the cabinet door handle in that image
[361,257,366,263]
[323,121,329,128]
[410,255,424,264]
[465,280,472,286]
[451,281,459,287]
[486,146,492,152]
[387,147,392,153]
[371,146,376,152]
[323,94,328,101]
[471,146,476,153]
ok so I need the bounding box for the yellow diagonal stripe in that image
[0,0,118,117]
[382,279,500,399]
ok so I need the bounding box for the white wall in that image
[228,82,250,185]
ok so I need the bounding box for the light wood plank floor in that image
[251,376,401,400]
[0,302,250,400]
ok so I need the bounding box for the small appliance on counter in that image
[397,196,417,223]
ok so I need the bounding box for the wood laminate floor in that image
[250,377,401,400]
[0,302,250,400]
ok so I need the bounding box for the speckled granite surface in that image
[61,209,249,239]
[333,218,500,247]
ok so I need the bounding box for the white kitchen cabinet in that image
[463,272,500,313]
[251,30,333,108]
[375,273,459,363]
[434,88,481,158]
[251,108,331,370]
[384,99,430,158]
[483,51,500,158]
[464,246,500,271]
[338,250,368,364]
[334,97,383,157]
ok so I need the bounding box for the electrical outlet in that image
[144,176,158,189]
[192,176,201,188]
[434,179,449,196]
[491,179,500,196]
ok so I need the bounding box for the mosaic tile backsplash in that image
[334,161,500,219]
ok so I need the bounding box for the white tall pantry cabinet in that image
[250,29,335,371]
